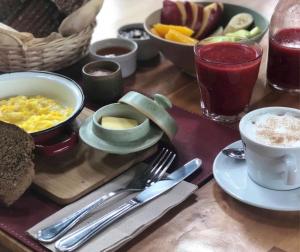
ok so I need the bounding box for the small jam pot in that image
[118,23,159,61]
[89,38,137,78]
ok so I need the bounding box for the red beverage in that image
[267,28,300,92]
[194,42,262,122]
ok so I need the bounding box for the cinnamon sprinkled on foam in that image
[252,113,300,147]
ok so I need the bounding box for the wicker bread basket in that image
[0,0,104,72]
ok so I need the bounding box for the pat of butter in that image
[101,116,138,130]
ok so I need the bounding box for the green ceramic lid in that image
[119,91,177,139]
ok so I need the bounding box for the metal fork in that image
[36,148,176,243]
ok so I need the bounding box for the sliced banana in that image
[224,13,254,34]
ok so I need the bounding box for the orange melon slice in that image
[153,23,194,37]
[165,29,198,45]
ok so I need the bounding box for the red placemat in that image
[0,60,240,251]
[0,105,239,252]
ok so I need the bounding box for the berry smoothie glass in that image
[267,28,300,92]
[267,0,300,93]
[194,42,263,123]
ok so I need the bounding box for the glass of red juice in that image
[194,42,263,123]
[267,0,300,93]
[267,28,300,93]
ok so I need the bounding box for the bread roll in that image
[59,0,104,36]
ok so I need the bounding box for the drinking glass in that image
[194,41,263,123]
[267,0,300,93]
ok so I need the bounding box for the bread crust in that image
[0,121,35,206]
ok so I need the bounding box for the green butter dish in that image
[79,92,176,154]
[79,102,163,154]
[119,91,177,140]
[92,103,150,143]
[79,116,163,154]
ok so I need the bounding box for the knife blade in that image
[135,158,202,203]
[55,158,201,252]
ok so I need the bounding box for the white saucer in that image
[79,116,164,154]
[213,140,300,211]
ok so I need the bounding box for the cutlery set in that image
[34,148,202,251]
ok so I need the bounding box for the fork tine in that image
[147,149,175,186]
[154,152,176,182]
[150,150,172,179]
[149,151,175,184]
[148,148,168,175]
[148,149,170,180]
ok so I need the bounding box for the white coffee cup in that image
[239,107,300,190]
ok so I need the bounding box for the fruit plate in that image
[144,2,269,76]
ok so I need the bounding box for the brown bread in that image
[0,121,35,206]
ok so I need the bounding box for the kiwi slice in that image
[200,36,242,44]
[225,29,251,39]
[249,26,262,38]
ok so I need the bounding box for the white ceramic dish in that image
[0,71,84,155]
[0,71,84,140]
[0,71,83,113]
[213,140,300,211]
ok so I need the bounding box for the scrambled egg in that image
[0,96,73,133]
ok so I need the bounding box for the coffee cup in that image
[239,107,300,190]
[82,60,123,105]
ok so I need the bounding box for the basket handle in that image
[0,27,26,49]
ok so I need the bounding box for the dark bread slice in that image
[0,121,35,206]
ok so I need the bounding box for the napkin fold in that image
[27,163,198,252]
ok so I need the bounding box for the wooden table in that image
[1,0,299,252]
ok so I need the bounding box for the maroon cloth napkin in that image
[0,105,239,252]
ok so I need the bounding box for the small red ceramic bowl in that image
[0,71,84,156]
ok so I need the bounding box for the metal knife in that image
[55,158,201,252]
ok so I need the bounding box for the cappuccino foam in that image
[245,112,300,147]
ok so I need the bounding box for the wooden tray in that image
[33,108,157,205]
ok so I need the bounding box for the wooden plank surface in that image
[33,108,157,204]
[123,180,300,252]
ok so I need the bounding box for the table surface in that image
[1,0,300,252]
